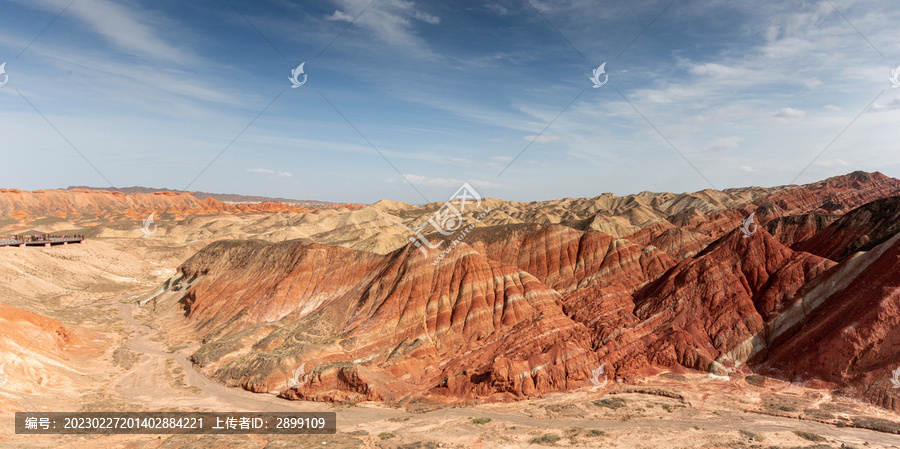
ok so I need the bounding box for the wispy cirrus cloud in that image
[326,0,440,57]
[14,0,193,63]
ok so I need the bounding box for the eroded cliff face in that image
[758,232,900,411]
[144,172,900,410]
[603,228,835,376]
[153,240,600,403]
[149,225,841,404]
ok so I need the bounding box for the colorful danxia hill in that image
[129,171,900,412]
[4,171,900,415]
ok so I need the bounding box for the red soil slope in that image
[0,188,363,220]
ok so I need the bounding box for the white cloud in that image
[490,156,513,162]
[326,0,440,56]
[773,107,806,118]
[389,174,499,189]
[326,10,355,21]
[824,104,842,112]
[248,168,293,177]
[412,11,440,24]
[16,0,192,63]
[871,97,900,112]
[741,166,755,173]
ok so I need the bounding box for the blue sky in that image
[0,0,898,204]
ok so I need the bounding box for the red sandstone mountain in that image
[757,231,900,411]
[137,171,900,411]
[755,171,900,215]
[791,195,900,261]
[0,188,362,220]
[604,227,834,376]
[154,239,599,402]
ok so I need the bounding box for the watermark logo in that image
[589,62,608,88]
[0,62,8,88]
[890,64,900,88]
[289,362,306,389]
[139,213,157,238]
[890,367,900,389]
[740,212,758,238]
[289,62,307,88]
[589,363,608,388]
[409,183,491,265]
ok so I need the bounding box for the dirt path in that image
[109,302,399,429]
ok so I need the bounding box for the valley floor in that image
[1,229,899,449]
[2,287,899,448]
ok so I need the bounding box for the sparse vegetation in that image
[792,430,825,442]
[472,417,491,424]
[592,397,627,409]
[850,417,900,433]
[379,432,396,440]
[587,429,607,437]
[397,442,440,449]
[388,417,410,422]
[762,394,800,413]
[530,434,561,445]
[111,345,139,370]
[661,403,684,413]
[660,373,687,382]
[167,344,188,353]
[738,429,764,442]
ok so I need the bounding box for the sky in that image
[0,0,898,204]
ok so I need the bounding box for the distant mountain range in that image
[66,186,339,209]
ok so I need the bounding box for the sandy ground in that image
[1,234,899,448]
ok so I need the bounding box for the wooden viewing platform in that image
[0,235,84,247]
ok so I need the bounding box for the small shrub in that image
[397,443,440,449]
[739,429,764,442]
[587,429,607,437]
[379,432,396,440]
[592,397,627,409]
[661,403,684,413]
[660,373,687,382]
[530,434,561,444]
[793,430,825,442]
[388,417,410,422]
[472,417,491,424]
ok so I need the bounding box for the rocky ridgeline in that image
[143,171,900,410]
